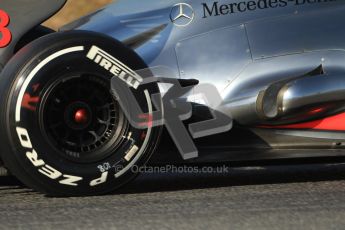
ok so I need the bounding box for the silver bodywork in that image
[3,0,345,161]
[62,0,345,126]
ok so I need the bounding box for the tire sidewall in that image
[0,31,161,196]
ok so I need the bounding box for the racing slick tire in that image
[0,31,162,196]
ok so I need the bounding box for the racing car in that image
[0,0,345,196]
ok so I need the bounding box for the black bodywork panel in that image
[0,0,66,69]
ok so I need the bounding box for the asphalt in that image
[1,162,345,230]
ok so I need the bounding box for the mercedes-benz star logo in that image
[170,3,195,27]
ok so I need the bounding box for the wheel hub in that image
[74,108,89,124]
[64,102,92,130]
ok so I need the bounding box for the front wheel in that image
[0,31,162,196]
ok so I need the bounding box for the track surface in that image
[1,162,345,230]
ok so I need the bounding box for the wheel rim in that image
[39,73,128,163]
